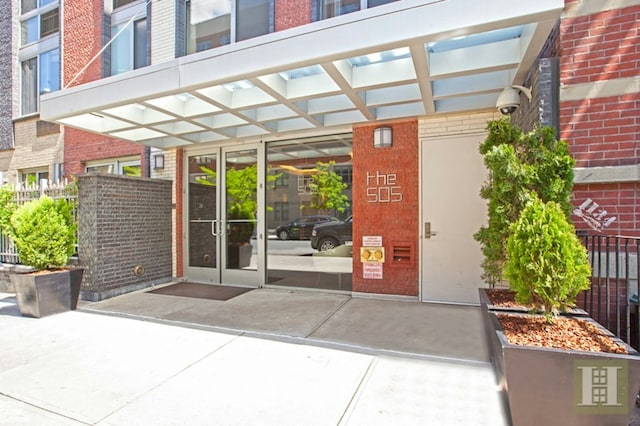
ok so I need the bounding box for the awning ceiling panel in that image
[41,0,564,148]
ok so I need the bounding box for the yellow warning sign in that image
[360,247,385,263]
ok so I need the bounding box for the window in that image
[273,202,288,222]
[21,48,59,115]
[111,1,149,76]
[21,0,56,15]
[20,1,60,115]
[367,0,398,7]
[236,0,272,42]
[273,171,289,188]
[111,18,148,75]
[312,0,398,21]
[186,0,232,53]
[20,169,49,185]
[315,0,360,20]
[114,0,137,8]
[40,8,59,37]
[334,165,353,189]
[86,159,141,176]
[21,1,59,46]
[186,0,274,54]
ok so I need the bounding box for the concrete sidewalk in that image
[0,288,509,425]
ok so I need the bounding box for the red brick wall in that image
[63,0,103,85]
[560,2,640,237]
[560,94,640,168]
[572,182,639,236]
[560,4,640,86]
[352,121,419,296]
[62,0,144,180]
[275,0,312,31]
[64,128,146,178]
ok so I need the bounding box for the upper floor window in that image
[20,1,60,115]
[114,0,137,8]
[367,0,398,7]
[315,0,360,20]
[21,0,59,46]
[186,0,274,55]
[237,0,273,42]
[111,1,149,75]
[21,0,56,14]
[21,47,60,115]
[312,0,399,21]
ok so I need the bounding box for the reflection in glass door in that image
[222,148,258,284]
[187,153,218,283]
[186,146,260,286]
[265,134,353,291]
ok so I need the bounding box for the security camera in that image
[496,85,532,115]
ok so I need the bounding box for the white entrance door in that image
[421,133,488,304]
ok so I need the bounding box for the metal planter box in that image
[11,268,83,318]
[487,311,640,426]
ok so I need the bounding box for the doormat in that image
[147,283,253,301]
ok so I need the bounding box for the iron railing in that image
[0,180,78,264]
[580,233,639,350]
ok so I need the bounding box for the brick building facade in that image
[560,0,640,237]
[0,0,630,305]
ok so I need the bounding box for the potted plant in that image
[487,195,640,425]
[1,192,82,318]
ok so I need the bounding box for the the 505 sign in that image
[366,171,403,203]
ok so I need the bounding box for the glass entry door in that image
[186,145,261,286]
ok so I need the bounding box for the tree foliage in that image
[9,195,76,270]
[504,195,591,322]
[0,186,17,235]
[308,161,349,214]
[474,118,576,286]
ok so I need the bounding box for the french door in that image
[186,144,262,286]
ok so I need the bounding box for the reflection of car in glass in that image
[310,216,353,252]
[275,215,338,240]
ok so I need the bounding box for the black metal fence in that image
[580,233,639,350]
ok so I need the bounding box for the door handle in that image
[211,220,224,237]
[425,222,437,239]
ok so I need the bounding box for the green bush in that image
[0,186,17,234]
[474,119,575,286]
[9,195,76,270]
[504,195,591,322]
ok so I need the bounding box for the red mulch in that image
[497,314,629,354]
[486,289,531,308]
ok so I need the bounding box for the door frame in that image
[183,142,265,287]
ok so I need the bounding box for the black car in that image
[274,215,338,240]
[310,216,353,252]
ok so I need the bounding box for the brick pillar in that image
[351,120,419,296]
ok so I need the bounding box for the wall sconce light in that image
[373,127,393,148]
[153,154,165,170]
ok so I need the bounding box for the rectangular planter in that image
[479,287,589,364]
[11,268,83,318]
[488,311,640,426]
[478,287,588,316]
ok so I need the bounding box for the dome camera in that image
[496,85,532,115]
